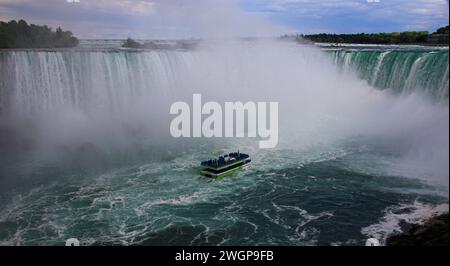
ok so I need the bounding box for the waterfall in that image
[2,48,448,118]
[0,43,448,187]
[330,50,449,101]
[0,51,198,116]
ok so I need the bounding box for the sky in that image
[0,0,448,39]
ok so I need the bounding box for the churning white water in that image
[0,41,448,188]
[0,40,448,246]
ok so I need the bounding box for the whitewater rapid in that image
[0,42,447,186]
[0,41,448,246]
[329,49,449,101]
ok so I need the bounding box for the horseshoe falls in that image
[329,49,449,101]
[0,42,448,246]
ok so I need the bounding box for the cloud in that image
[0,0,448,38]
[241,0,449,33]
[0,0,291,38]
[0,0,159,38]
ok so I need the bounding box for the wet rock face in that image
[387,213,449,246]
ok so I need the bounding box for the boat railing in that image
[201,153,249,168]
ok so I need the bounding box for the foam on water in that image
[0,41,448,246]
[361,201,449,245]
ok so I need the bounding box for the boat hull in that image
[201,159,251,179]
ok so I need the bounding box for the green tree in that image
[0,20,79,48]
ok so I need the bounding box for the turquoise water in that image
[0,42,448,246]
[328,48,449,101]
[0,139,447,245]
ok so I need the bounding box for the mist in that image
[0,0,448,191]
[1,0,450,248]
[0,40,447,189]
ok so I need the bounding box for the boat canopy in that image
[201,152,249,168]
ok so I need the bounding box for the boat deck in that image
[200,152,251,178]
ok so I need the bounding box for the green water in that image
[329,49,449,100]
[0,43,448,246]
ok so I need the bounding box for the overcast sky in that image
[0,0,448,39]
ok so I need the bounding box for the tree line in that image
[284,25,449,45]
[0,20,79,48]
[301,31,429,44]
